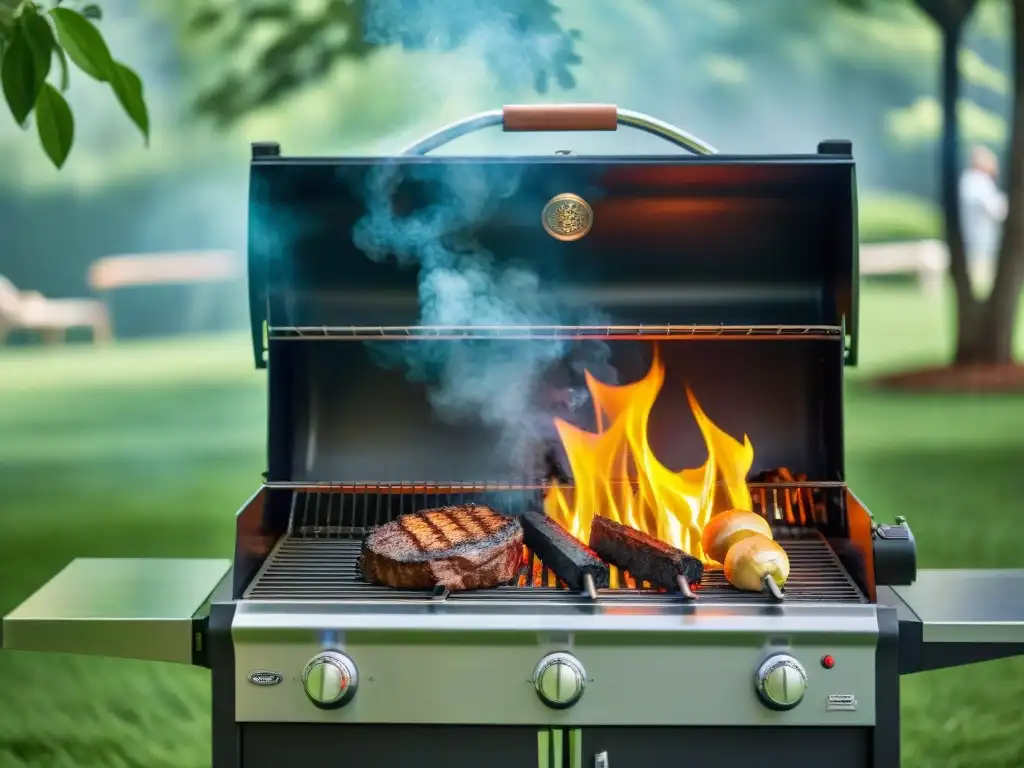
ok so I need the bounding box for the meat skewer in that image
[589,516,703,599]
[520,511,610,597]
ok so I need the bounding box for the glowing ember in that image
[543,349,754,562]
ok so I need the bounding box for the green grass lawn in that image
[1,284,1024,767]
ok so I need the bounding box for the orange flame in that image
[543,350,754,561]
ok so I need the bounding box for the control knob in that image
[754,654,807,711]
[533,652,586,709]
[303,650,358,709]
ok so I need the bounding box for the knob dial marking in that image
[303,650,358,709]
[533,652,586,709]
[755,654,808,711]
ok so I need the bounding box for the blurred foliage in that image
[887,95,1007,145]
[0,0,1012,204]
[181,0,581,126]
[859,191,942,242]
[0,0,147,167]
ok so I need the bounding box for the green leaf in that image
[50,6,113,81]
[80,4,102,21]
[110,60,148,143]
[54,42,69,89]
[35,81,74,167]
[188,7,224,33]
[21,7,56,87]
[2,24,37,125]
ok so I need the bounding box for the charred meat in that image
[521,511,610,592]
[589,515,704,590]
[360,504,523,590]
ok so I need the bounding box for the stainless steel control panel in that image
[232,603,878,726]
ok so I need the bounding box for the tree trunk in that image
[939,23,985,363]
[960,0,1024,365]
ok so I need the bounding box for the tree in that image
[1,0,148,167]
[914,0,1024,367]
[182,0,581,126]
[844,0,1023,368]
[4,0,580,168]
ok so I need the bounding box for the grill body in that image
[206,475,902,768]
[11,115,1021,768]
[216,132,901,768]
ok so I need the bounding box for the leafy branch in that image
[0,0,148,168]
[184,0,581,126]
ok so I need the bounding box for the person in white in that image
[959,145,1007,296]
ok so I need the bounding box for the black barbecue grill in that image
[4,104,1024,768]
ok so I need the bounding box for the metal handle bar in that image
[400,103,718,156]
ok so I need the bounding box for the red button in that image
[821,655,836,669]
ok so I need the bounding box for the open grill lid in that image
[247,105,859,368]
[248,106,856,487]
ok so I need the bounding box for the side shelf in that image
[2,558,231,665]
[880,569,1024,674]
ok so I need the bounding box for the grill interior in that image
[243,483,864,604]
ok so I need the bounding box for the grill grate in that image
[244,527,864,604]
[277,480,841,537]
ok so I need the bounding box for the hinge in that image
[191,615,210,668]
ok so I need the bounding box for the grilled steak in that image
[360,504,524,590]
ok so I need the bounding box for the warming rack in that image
[267,324,844,341]
[264,479,845,534]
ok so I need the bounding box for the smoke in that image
[363,0,579,93]
[352,161,613,473]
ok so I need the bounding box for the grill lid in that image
[251,107,856,486]
[246,107,858,368]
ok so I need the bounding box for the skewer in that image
[432,585,451,601]
[590,516,704,593]
[520,511,609,592]
[762,574,785,602]
[583,573,599,600]
[676,575,698,600]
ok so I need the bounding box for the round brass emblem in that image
[542,193,593,242]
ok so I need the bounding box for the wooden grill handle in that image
[502,103,618,132]
[399,106,717,156]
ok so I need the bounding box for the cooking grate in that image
[245,482,862,604]
[244,530,863,603]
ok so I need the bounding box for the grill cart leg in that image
[208,601,240,768]
[873,606,901,768]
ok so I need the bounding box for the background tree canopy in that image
[1,0,1011,196]
[0,0,1015,326]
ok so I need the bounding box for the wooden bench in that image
[859,240,948,296]
[87,251,241,336]
[0,275,112,345]
[88,251,238,291]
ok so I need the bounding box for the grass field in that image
[1,283,1024,767]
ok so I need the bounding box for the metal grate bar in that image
[244,530,865,604]
[268,324,843,341]
[279,481,843,538]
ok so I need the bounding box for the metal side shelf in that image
[2,558,231,665]
[880,568,1024,674]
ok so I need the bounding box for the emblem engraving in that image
[542,193,594,242]
[827,694,857,711]
[248,671,284,686]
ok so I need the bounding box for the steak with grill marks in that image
[359,504,524,590]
